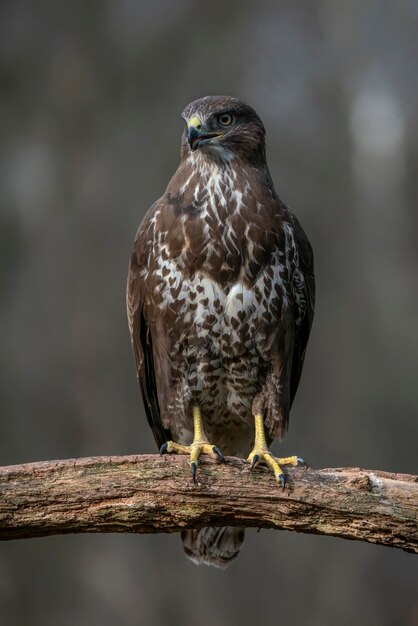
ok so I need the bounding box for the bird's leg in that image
[247,413,305,489]
[160,406,225,482]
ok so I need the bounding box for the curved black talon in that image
[159,442,168,455]
[191,461,198,483]
[297,457,309,468]
[250,455,260,471]
[213,446,225,463]
[279,473,286,491]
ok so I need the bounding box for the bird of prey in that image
[127,95,315,568]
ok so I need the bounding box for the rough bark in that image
[0,455,416,552]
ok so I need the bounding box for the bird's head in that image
[180,96,266,165]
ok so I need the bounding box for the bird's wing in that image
[289,214,315,406]
[126,201,172,449]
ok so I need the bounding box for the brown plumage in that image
[127,95,315,567]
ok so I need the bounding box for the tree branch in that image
[0,455,416,552]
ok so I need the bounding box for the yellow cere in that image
[187,116,202,129]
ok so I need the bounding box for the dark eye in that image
[218,112,234,126]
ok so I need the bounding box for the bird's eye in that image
[218,113,234,126]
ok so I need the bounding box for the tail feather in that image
[181,527,245,569]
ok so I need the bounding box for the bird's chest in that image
[150,232,292,418]
[153,263,290,423]
[152,254,290,357]
[150,168,293,351]
[181,191,250,283]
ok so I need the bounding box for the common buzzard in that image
[127,96,315,567]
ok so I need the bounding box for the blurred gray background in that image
[1,1,417,624]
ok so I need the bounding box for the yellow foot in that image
[247,449,306,490]
[160,440,225,482]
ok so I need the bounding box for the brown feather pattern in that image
[127,95,315,566]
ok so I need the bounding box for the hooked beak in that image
[187,117,223,151]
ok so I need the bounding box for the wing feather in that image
[289,214,315,406]
[126,202,172,449]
